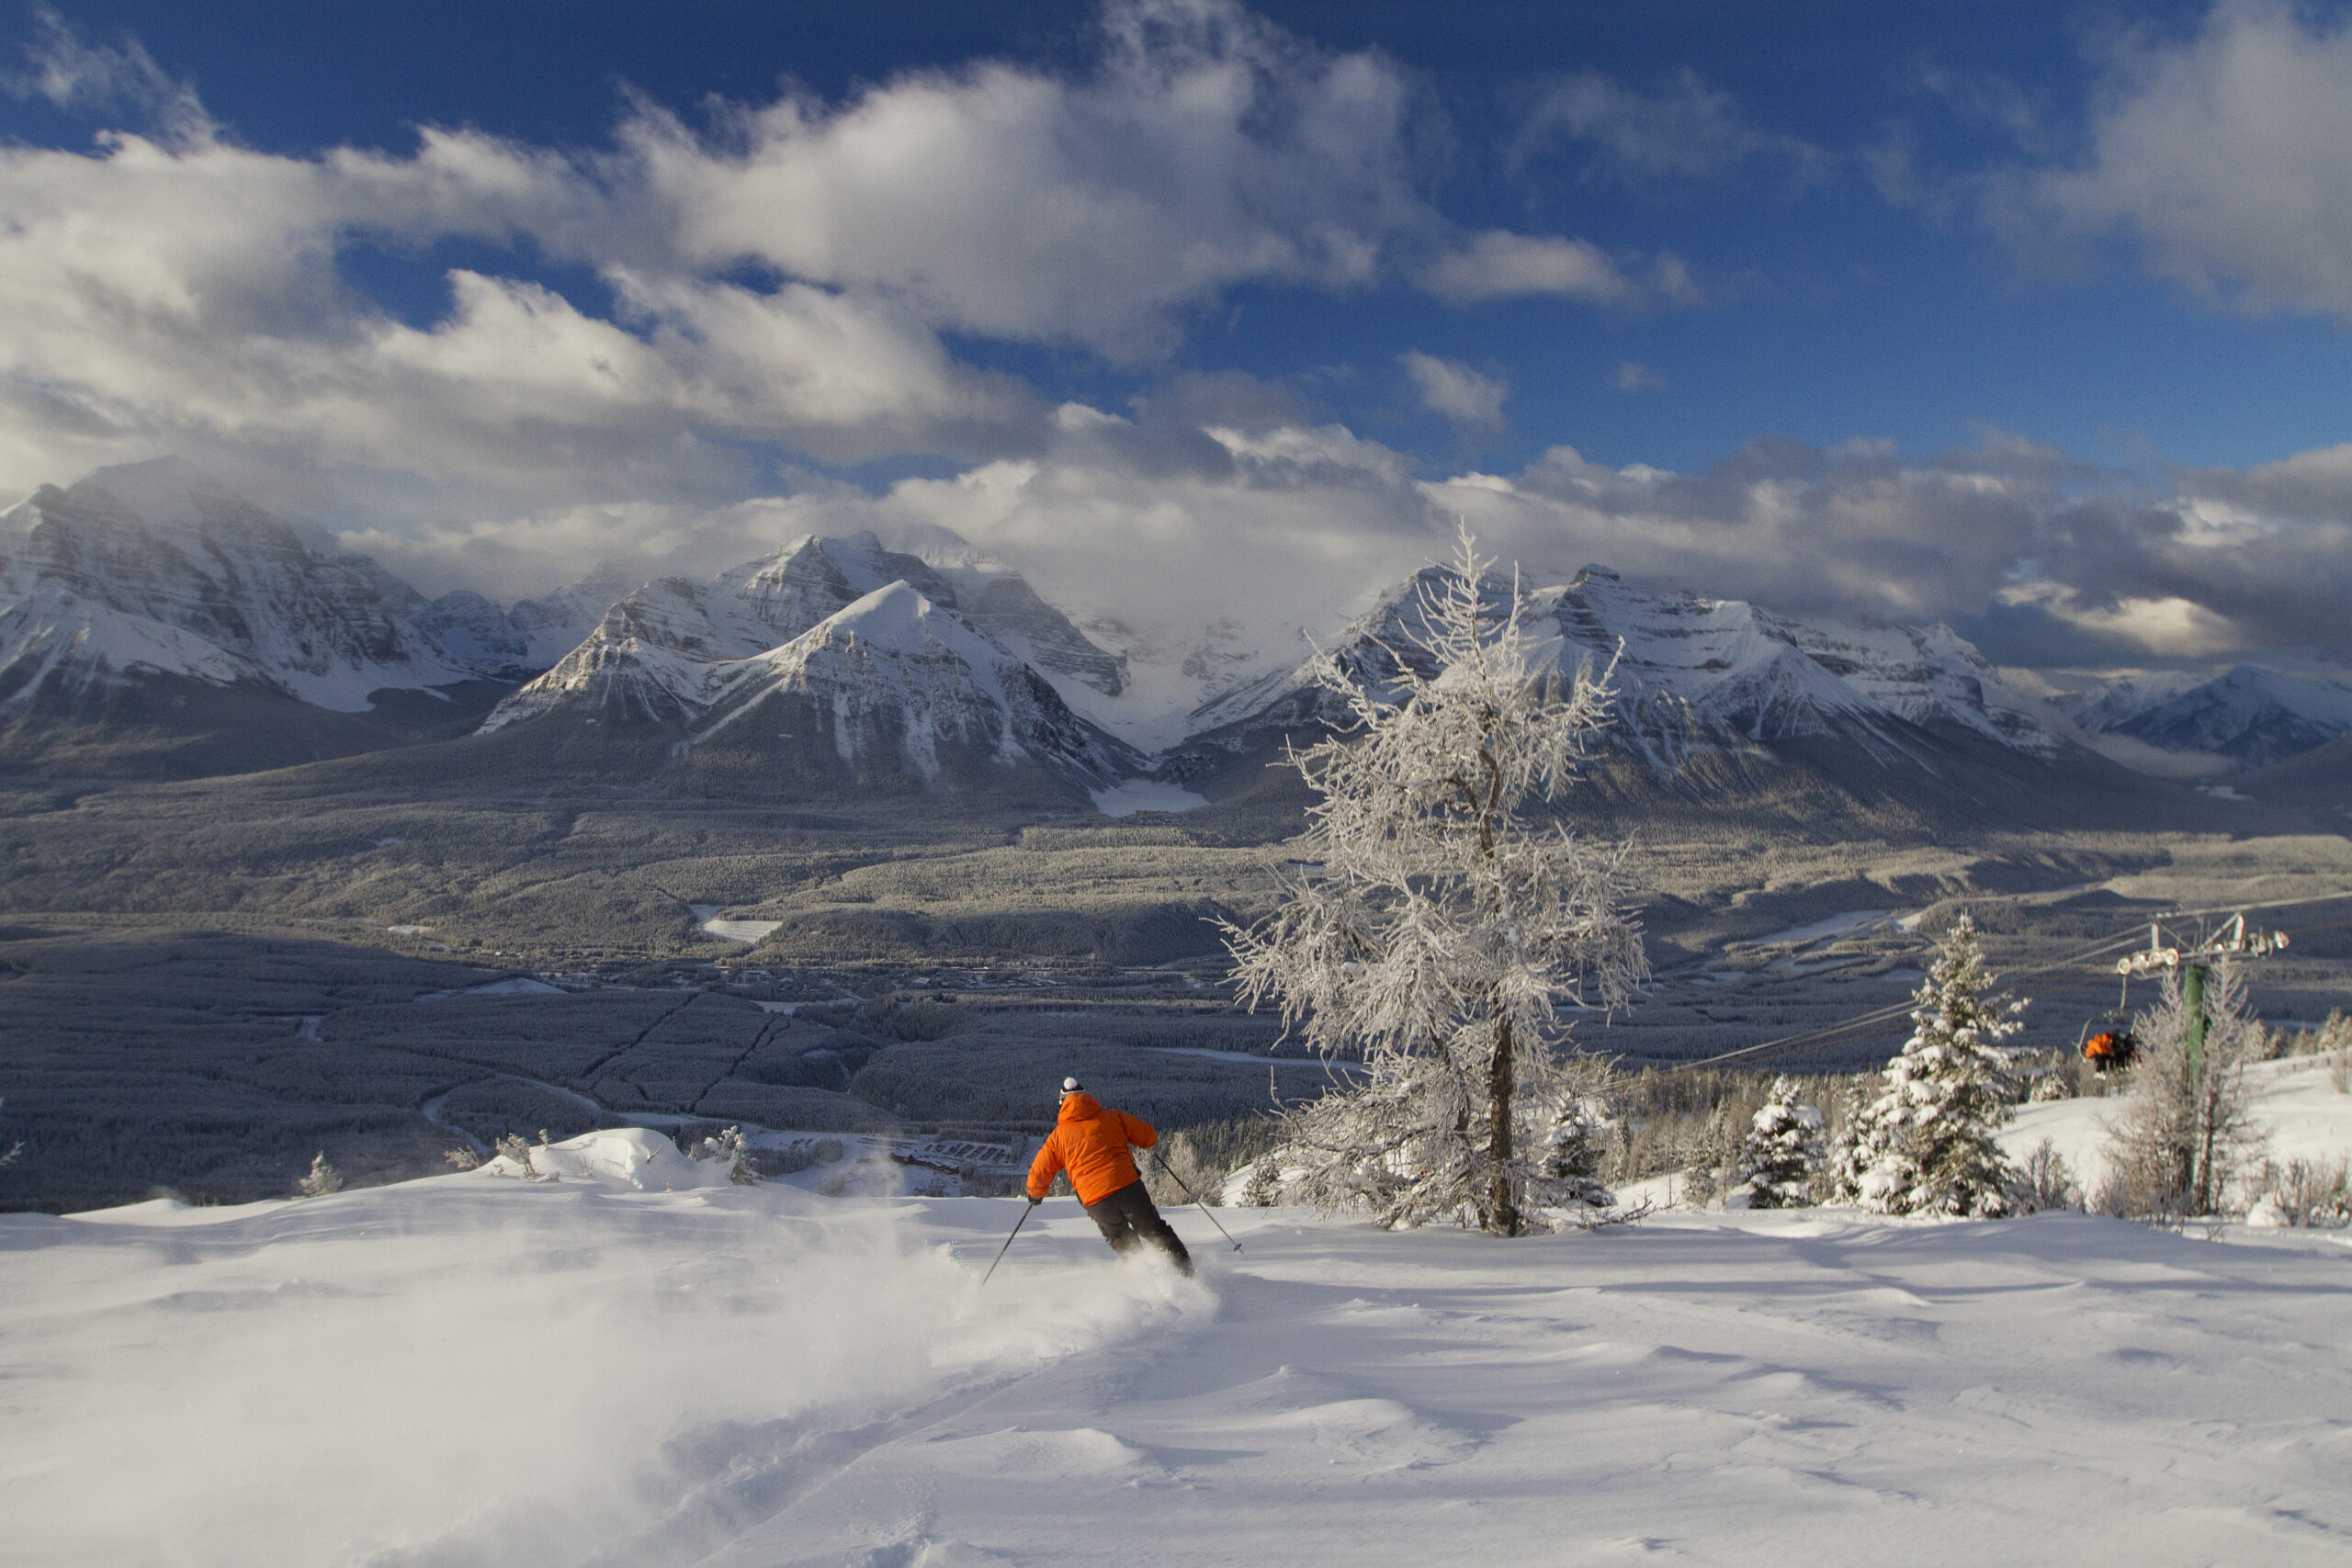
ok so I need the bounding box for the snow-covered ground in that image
[687,903,785,944]
[8,1124,2352,1567]
[1750,908,1900,946]
[2002,1054,2352,1201]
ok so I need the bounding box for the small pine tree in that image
[1242,1154,1284,1207]
[296,1152,343,1198]
[695,1125,759,1184]
[1854,914,2025,1217]
[1679,1105,1738,1208]
[1737,1077,1825,1208]
[1536,1061,1620,1212]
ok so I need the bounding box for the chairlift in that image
[2079,1021,2138,1072]
[2078,967,2138,1073]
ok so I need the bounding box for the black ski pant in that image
[1083,1179,1193,1275]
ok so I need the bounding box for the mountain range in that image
[1183,562,2060,761]
[2,460,2344,811]
[2043,664,2352,768]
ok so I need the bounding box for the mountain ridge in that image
[1,461,2342,808]
[1175,562,2064,772]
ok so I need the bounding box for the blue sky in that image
[3,0,2349,672]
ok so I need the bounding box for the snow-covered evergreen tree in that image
[1537,1056,1621,1212]
[1222,527,1646,1235]
[694,1125,760,1184]
[296,1152,343,1199]
[1823,1082,1887,1206]
[1737,1077,1825,1208]
[1852,915,2024,1217]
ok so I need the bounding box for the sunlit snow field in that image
[6,1119,2352,1566]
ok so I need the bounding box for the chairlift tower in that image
[2114,914,2290,1078]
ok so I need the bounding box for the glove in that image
[1026,1193,1043,1206]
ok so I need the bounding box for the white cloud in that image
[0,1,1453,522]
[1613,361,1668,392]
[9,6,213,144]
[1420,231,1634,304]
[1514,68,1826,188]
[2006,1,2352,320]
[0,0,1734,588]
[353,418,2350,677]
[1399,351,1507,427]
[5,0,2341,680]
[610,0,1436,358]
[0,114,1057,518]
[2180,440,2352,518]
[1995,582,2241,659]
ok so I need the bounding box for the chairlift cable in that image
[1661,886,2352,1076]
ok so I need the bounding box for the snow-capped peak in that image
[0,462,499,713]
[2093,664,2352,765]
[693,579,1136,785]
[1182,562,2063,769]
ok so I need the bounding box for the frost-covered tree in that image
[2007,1137,2080,1213]
[1737,1077,1825,1208]
[2101,962,2267,1218]
[1852,915,2024,1217]
[1677,1105,1738,1208]
[1241,1154,1284,1207]
[1222,528,1646,1235]
[296,1152,343,1199]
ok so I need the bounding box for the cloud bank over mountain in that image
[2,0,2351,681]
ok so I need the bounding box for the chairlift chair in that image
[2078,1012,2138,1072]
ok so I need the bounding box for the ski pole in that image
[1152,1149,1242,1252]
[979,1199,1035,1287]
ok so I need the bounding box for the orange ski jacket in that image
[1027,1093,1157,1205]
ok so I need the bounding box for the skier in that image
[1027,1078,1193,1276]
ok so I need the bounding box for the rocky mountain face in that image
[1178,564,2062,777]
[0,461,644,774]
[481,534,1141,792]
[697,581,1136,787]
[0,459,474,710]
[2055,665,2352,768]
[0,460,635,706]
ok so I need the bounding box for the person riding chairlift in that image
[2083,1029,2138,1071]
[1026,1077,1193,1277]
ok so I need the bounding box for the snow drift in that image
[1,1144,1205,1568]
[8,1107,2352,1566]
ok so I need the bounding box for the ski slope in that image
[2001,1053,2352,1207]
[6,1140,2352,1568]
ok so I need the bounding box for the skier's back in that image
[1026,1078,1193,1276]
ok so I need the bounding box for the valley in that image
[4,462,2350,1216]
[6,742,2349,1213]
